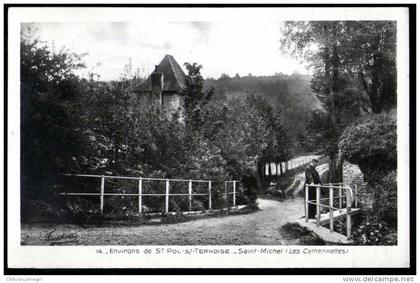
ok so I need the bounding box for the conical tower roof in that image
[142,55,186,92]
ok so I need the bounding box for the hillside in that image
[204,74,321,151]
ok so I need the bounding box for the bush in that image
[339,114,396,182]
[191,199,206,211]
[21,199,69,223]
[352,217,397,245]
[339,114,397,244]
[370,171,397,229]
[241,172,259,204]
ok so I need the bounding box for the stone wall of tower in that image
[151,69,163,105]
[162,92,184,121]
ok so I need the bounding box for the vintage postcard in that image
[4,4,414,273]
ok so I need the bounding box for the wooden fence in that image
[305,183,361,239]
[60,174,241,214]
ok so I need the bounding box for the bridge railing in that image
[59,174,241,214]
[305,183,360,239]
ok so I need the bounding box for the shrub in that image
[191,199,206,211]
[352,217,397,245]
[21,199,69,223]
[339,114,397,244]
[370,171,397,229]
[235,191,250,206]
[241,172,258,204]
[70,210,110,225]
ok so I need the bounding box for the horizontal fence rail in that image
[59,174,242,215]
[304,183,360,239]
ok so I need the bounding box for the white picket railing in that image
[60,174,240,214]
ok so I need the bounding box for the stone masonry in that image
[342,161,373,211]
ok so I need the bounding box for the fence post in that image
[316,184,321,226]
[208,181,212,210]
[233,181,236,207]
[354,184,358,208]
[138,178,143,214]
[339,183,342,213]
[346,213,352,240]
[346,187,352,240]
[329,183,334,233]
[100,176,105,214]
[305,184,308,222]
[224,182,228,208]
[188,180,192,211]
[346,187,352,213]
[165,179,170,213]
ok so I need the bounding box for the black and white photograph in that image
[5,5,414,272]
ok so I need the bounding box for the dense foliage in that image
[280,21,396,115]
[20,35,295,222]
[281,21,398,244]
[205,73,319,152]
[352,172,397,246]
[352,217,397,246]
[339,115,397,245]
[21,33,87,205]
[280,21,397,182]
[339,114,397,180]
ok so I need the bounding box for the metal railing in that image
[60,174,241,214]
[305,183,360,239]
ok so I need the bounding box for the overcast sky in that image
[24,21,308,81]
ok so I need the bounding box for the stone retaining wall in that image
[342,161,373,211]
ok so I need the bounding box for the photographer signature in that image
[44,229,78,242]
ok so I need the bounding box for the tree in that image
[199,93,292,190]
[21,32,87,203]
[204,72,319,153]
[281,21,396,115]
[280,21,397,182]
[219,73,231,80]
[181,62,214,130]
[80,79,139,173]
[349,22,397,113]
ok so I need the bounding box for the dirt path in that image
[21,197,305,245]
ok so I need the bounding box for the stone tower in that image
[140,55,186,120]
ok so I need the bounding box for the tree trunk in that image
[257,160,264,181]
[328,155,336,183]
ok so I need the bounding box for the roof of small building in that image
[142,55,187,92]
